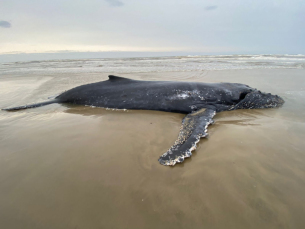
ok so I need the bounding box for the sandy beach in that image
[1,56,305,228]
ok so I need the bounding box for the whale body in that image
[3,75,284,166]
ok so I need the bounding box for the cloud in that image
[105,0,124,7]
[205,6,218,11]
[0,21,11,28]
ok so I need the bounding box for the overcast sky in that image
[0,0,304,55]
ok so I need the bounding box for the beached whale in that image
[3,75,284,166]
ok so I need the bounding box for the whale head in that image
[232,90,285,110]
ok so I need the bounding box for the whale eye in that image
[239,92,248,100]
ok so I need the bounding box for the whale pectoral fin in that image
[158,108,216,166]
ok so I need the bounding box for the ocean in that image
[1,54,305,74]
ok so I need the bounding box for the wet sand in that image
[1,69,305,229]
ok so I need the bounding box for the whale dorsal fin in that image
[108,75,131,81]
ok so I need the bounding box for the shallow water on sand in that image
[0,67,305,228]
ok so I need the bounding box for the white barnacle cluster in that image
[171,89,191,100]
[172,89,206,101]
[191,90,205,100]
[85,105,96,108]
[105,108,128,112]
[84,105,128,112]
[177,93,190,99]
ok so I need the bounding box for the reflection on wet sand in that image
[0,69,305,229]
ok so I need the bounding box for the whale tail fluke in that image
[2,99,59,111]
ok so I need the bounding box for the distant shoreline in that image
[0,52,207,63]
[1,51,303,63]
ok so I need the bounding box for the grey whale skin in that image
[3,75,285,166]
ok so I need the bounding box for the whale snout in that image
[233,91,285,110]
[256,92,285,108]
[273,94,285,106]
